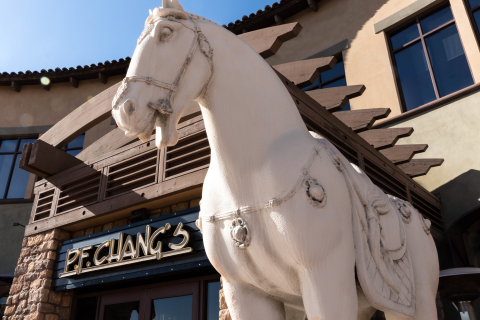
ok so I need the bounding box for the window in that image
[303,56,351,111]
[389,5,474,112]
[0,138,36,199]
[465,0,480,40]
[62,134,85,157]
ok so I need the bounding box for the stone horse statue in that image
[112,1,439,319]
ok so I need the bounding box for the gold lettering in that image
[77,245,92,275]
[65,249,80,273]
[169,222,190,250]
[119,235,136,261]
[149,223,171,260]
[136,225,151,258]
[107,232,124,263]
[93,240,110,266]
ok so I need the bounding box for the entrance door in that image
[98,282,199,320]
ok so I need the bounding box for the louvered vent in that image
[34,189,54,221]
[410,190,444,232]
[363,158,407,201]
[165,131,210,179]
[105,149,158,198]
[57,171,101,214]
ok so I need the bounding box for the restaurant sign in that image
[60,222,192,278]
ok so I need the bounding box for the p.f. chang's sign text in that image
[60,222,192,278]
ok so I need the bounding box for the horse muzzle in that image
[112,97,156,142]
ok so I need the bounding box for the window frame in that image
[0,137,36,200]
[387,3,473,113]
[464,0,480,47]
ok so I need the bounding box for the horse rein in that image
[112,15,214,111]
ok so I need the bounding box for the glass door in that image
[97,282,198,320]
[145,282,199,320]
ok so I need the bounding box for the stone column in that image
[3,229,71,320]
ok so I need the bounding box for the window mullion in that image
[417,19,440,99]
[3,139,20,199]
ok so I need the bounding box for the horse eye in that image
[159,27,173,42]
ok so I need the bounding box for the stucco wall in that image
[388,91,480,228]
[0,75,123,129]
[266,0,480,120]
[0,203,32,274]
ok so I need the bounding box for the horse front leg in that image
[223,278,286,320]
[300,249,358,320]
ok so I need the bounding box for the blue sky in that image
[0,0,273,73]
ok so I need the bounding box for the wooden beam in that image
[239,22,303,59]
[397,159,444,177]
[11,81,20,92]
[273,56,337,88]
[307,0,318,11]
[99,72,108,84]
[333,108,390,132]
[358,128,413,149]
[379,144,428,164]
[76,128,137,162]
[70,77,79,88]
[39,81,121,148]
[19,143,50,178]
[306,85,366,112]
[25,140,83,177]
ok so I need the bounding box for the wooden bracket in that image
[334,108,390,132]
[274,15,284,25]
[306,85,366,112]
[239,22,303,58]
[99,72,108,84]
[273,56,337,88]
[11,81,21,92]
[19,140,83,178]
[41,83,50,91]
[70,77,79,88]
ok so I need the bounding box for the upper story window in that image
[62,134,85,157]
[465,0,480,40]
[303,56,351,110]
[0,138,36,199]
[389,4,474,112]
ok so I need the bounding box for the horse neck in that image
[196,22,312,206]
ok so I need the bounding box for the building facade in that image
[1,0,480,319]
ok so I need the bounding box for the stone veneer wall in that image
[3,229,71,320]
[2,198,202,320]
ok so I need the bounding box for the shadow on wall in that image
[432,169,480,229]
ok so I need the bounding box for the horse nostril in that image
[125,99,136,116]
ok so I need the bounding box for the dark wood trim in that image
[373,82,480,128]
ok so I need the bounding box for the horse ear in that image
[149,9,153,14]
[162,0,184,10]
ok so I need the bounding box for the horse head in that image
[112,0,214,149]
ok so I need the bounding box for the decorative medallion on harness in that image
[230,217,250,248]
[304,178,327,208]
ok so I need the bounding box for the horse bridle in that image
[112,15,214,113]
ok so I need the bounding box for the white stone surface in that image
[112,3,439,319]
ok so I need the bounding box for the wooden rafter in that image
[397,159,444,177]
[358,128,414,149]
[272,57,337,88]
[239,22,302,58]
[333,108,390,132]
[306,85,365,112]
[380,144,428,164]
